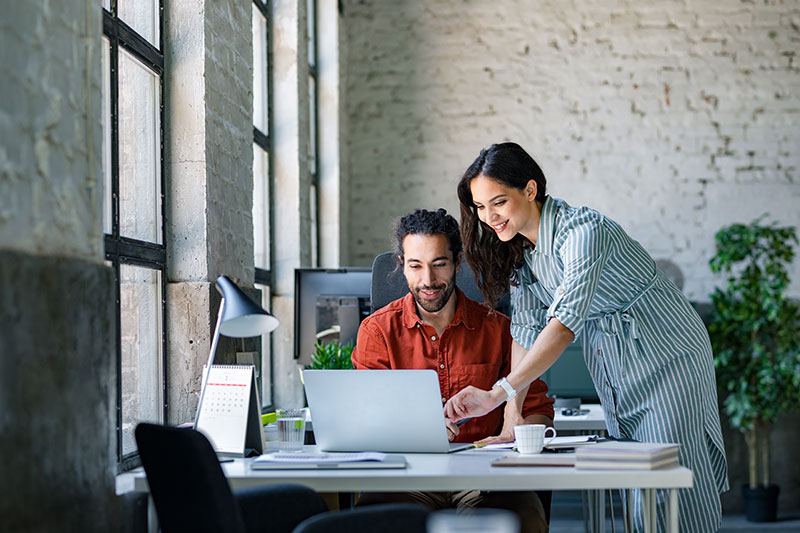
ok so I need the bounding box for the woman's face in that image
[469,174,538,242]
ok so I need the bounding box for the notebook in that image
[303,369,473,453]
[252,451,407,470]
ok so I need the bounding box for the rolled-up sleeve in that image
[547,215,609,338]
[510,277,549,350]
[521,377,555,419]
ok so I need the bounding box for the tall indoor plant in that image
[708,217,800,522]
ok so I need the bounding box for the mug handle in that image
[543,426,557,446]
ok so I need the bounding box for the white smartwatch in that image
[493,377,517,401]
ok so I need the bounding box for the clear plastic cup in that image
[276,408,306,453]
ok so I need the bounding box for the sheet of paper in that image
[546,436,598,447]
[253,451,388,464]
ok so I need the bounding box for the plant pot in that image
[743,484,780,522]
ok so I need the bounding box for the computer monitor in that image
[294,267,372,366]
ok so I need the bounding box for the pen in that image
[456,417,471,427]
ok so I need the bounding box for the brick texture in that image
[342,0,800,301]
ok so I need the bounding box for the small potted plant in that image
[305,340,355,370]
[708,216,800,522]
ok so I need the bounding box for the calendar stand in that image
[196,364,264,458]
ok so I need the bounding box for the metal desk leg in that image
[623,489,632,533]
[668,489,679,533]
[147,495,158,533]
[641,489,653,533]
[588,490,606,533]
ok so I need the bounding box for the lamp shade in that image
[215,275,279,337]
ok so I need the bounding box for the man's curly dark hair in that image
[393,208,463,265]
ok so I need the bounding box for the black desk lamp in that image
[193,275,279,430]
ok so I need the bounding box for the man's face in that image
[401,233,458,314]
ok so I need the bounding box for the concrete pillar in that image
[272,0,313,408]
[164,0,258,423]
[318,0,345,267]
[0,2,117,530]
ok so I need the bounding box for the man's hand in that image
[444,385,504,421]
[444,418,460,442]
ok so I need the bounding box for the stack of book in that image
[575,441,680,470]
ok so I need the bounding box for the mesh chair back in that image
[370,251,508,313]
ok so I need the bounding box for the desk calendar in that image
[196,364,263,457]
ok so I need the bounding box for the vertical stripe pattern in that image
[510,196,729,533]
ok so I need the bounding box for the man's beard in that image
[411,281,456,314]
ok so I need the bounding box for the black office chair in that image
[135,423,328,533]
[293,503,429,533]
[369,251,509,313]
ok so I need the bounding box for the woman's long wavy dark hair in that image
[457,142,547,308]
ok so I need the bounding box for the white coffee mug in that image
[514,424,557,455]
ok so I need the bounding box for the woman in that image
[445,142,728,532]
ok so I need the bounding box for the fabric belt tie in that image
[596,271,659,344]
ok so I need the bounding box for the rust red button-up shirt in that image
[351,288,554,443]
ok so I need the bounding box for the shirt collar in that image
[535,195,557,256]
[400,287,476,330]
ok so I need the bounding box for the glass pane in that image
[253,4,268,133]
[307,0,316,67]
[102,37,112,235]
[120,264,163,456]
[118,49,162,244]
[255,283,272,408]
[102,0,110,12]
[253,145,270,269]
[308,75,317,171]
[118,0,160,48]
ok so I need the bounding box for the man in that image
[351,208,554,533]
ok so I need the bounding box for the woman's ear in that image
[526,180,537,201]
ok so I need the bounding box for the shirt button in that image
[431,335,437,341]
[597,349,602,355]
[440,363,445,369]
[559,288,565,295]
[442,397,446,403]
[605,380,610,387]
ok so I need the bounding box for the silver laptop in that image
[303,369,473,453]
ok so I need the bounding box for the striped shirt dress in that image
[510,196,729,532]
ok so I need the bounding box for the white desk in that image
[553,403,607,432]
[119,446,692,533]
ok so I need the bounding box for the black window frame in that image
[102,0,167,472]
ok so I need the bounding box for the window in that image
[102,1,165,470]
[307,0,319,267]
[253,0,274,409]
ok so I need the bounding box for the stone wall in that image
[341,0,800,302]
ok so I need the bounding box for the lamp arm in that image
[193,297,226,430]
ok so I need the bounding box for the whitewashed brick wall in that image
[343,0,800,301]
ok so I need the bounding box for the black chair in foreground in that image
[293,503,429,533]
[135,423,328,533]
